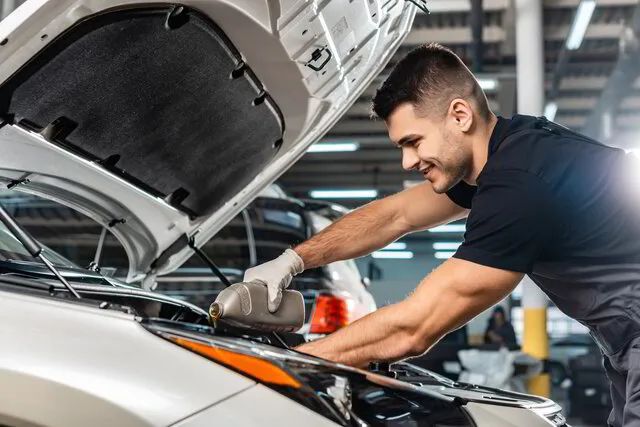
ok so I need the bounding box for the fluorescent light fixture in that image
[477,78,498,91]
[384,242,407,250]
[309,189,378,199]
[308,142,359,153]
[434,251,456,259]
[428,224,466,233]
[433,242,462,250]
[566,0,596,50]
[424,0,470,13]
[544,102,558,121]
[372,250,414,259]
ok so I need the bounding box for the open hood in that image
[0,0,417,283]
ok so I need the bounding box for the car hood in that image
[0,0,417,283]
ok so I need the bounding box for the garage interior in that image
[0,0,638,426]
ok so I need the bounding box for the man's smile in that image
[420,164,433,178]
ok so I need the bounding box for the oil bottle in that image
[209,280,305,333]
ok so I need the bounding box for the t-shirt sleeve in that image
[453,170,561,273]
[446,180,477,209]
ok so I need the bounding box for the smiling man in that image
[243,43,640,427]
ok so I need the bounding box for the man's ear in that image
[448,98,473,133]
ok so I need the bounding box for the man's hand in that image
[243,249,305,312]
[487,330,503,344]
[294,257,523,367]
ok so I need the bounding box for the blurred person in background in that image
[484,306,517,347]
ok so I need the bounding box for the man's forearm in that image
[295,258,522,367]
[294,198,408,269]
[295,277,463,367]
[294,302,419,367]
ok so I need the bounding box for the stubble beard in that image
[431,133,471,194]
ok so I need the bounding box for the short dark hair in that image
[371,43,491,122]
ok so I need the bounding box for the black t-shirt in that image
[447,115,567,273]
[444,114,640,356]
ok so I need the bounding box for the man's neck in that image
[466,113,498,185]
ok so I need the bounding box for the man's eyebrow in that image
[394,134,421,147]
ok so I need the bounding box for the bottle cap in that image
[209,302,223,322]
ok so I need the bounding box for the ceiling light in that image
[424,0,469,13]
[308,142,359,153]
[384,242,407,250]
[434,251,456,259]
[544,102,558,121]
[433,242,462,250]
[428,224,466,233]
[309,190,378,199]
[372,250,414,259]
[477,78,498,91]
[566,0,596,50]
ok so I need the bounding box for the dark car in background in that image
[155,185,377,340]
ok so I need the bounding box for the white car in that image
[0,0,569,426]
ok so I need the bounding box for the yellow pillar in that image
[521,279,549,396]
[522,306,549,396]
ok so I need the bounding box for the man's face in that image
[386,103,472,194]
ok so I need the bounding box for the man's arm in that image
[295,181,468,269]
[294,257,523,367]
[244,181,469,312]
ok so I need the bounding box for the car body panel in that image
[0,278,568,427]
[174,383,339,427]
[0,0,417,283]
[0,290,255,427]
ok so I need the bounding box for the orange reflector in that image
[170,337,300,388]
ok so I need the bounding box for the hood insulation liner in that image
[0,5,285,217]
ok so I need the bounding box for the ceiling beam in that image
[329,119,388,134]
[544,0,638,7]
[280,174,414,186]
[403,22,624,46]
[418,0,509,13]
[297,148,400,162]
[582,2,640,139]
[285,162,406,175]
[419,0,637,12]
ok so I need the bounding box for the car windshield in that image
[0,219,78,269]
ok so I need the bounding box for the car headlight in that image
[150,326,474,426]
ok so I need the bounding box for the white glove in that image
[243,249,305,313]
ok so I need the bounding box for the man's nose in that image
[402,148,419,171]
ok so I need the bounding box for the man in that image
[244,43,640,426]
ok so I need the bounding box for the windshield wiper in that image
[0,203,81,298]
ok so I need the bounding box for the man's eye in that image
[406,139,420,147]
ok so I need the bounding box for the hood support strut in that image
[187,236,232,288]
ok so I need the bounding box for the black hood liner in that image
[0,5,285,216]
